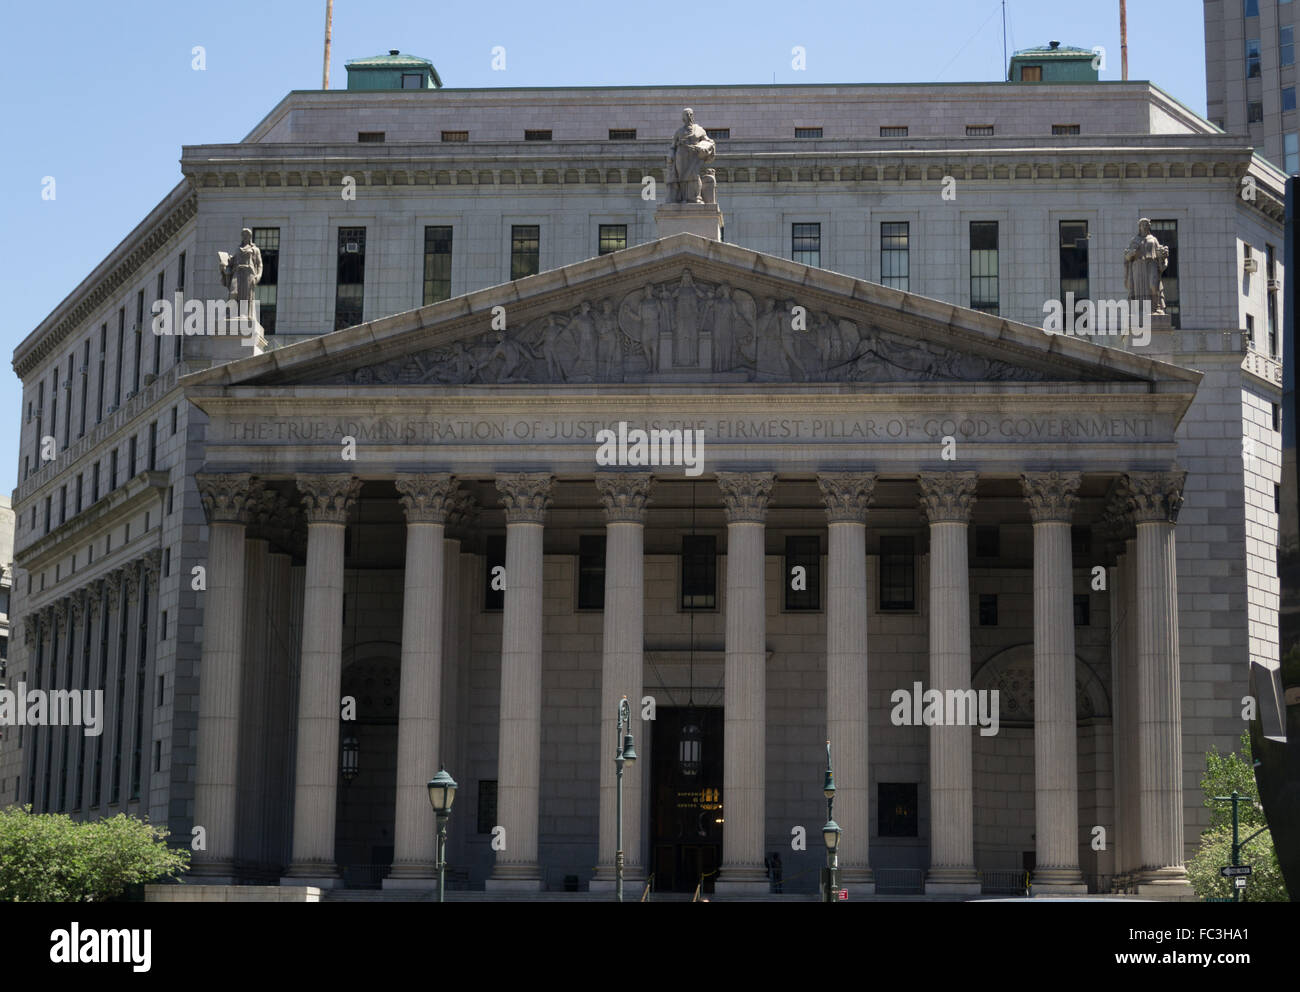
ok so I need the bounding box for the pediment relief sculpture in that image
[326,272,1052,386]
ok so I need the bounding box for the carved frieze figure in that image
[218,227,263,308]
[595,298,624,381]
[1123,217,1169,314]
[666,108,717,204]
[672,269,703,366]
[329,272,1054,386]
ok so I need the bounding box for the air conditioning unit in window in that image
[63,381,72,391]
[106,404,118,414]
[1244,257,1259,274]
[124,391,137,401]
[78,365,88,376]
[343,242,360,254]
[1268,278,1281,291]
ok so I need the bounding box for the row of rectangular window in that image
[377,125,1085,143]
[1246,27,1295,78]
[24,253,187,482]
[499,532,1103,617]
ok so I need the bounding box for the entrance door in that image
[651,707,724,893]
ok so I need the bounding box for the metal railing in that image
[980,869,1030,896]
[874,867,925,895]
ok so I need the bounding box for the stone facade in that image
[0,76,1286,899]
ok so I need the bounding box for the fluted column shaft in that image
[1127,471,1188,884]
[592,475,652,885]
[919,472,979,888]
[193,473,261,877]
[237,536,270,868]
[286,474,360,885]
[716,472,774,891]
[1021,472,1084,887]
[818,473,875,886]
[488,474,553,889]
[263,548,294,871]
[1120,538,1141,873]
[387,475,456,885]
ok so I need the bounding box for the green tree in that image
[0,805,189,902]
[1186,732,1289,902]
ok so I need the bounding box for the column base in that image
[713,864,770,896]
[926,867,981,895]
[282,862,342,889]
[589,865,646,894]
[385,862,437,881]
[486,864,544,892]
[382,876,438,891]
[186,867,238,885]
[1135,867,1195,901]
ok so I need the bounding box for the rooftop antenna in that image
[1120,0,1129,80]
[1001,1,1007,80]
[323,0,334,90]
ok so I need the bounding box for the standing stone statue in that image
[1123,217,1169,315]
[218,228,263,315]
[666,108,717,204]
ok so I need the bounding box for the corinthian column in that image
[487,474,553,890]
[817,472,876,890]
[715,471,774,894]
[1020,471,1086,892]
[386,474,457,888]
[591,473,653,890]
[284,474,361,887]
[192,472,263,880]
[918,471,981,893]
[1124,470,1192,896]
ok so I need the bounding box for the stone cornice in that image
[14,188,197,380]
[15,469,169,574]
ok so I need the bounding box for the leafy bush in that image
[1186,732,1289,902]
[0,805,189,902]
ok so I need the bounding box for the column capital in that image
[197,472,265,524]
[816,472,876,523]
[446,490,479,540]
[52,598,69,630]
[917,471,978,524]
[296,474,362,525]
[142,548,163,593]
[123,561,142,605]
[86,578,105,620]
[395,474,458,524]
[1123,470,1187,524]
[496,473,554,524]
[716,471,775,524]
[22,613,38,645]
[595,473,654,523]
[68,589,87,625]
[105,569,124,611]
[1020,471,1082,524]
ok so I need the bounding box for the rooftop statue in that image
[666,108,716,204]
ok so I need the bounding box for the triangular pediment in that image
[182,234,1199,393]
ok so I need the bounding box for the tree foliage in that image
[1187,733,1289,902]
[0,805,189,902]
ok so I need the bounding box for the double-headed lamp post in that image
[823,740,841,904]
[427,768,458,904]
[615,695,638,903]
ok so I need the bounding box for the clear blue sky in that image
[0,0,1209,495]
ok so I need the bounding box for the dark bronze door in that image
[651,707,724,893]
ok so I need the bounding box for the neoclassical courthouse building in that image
[0,46,1288,898]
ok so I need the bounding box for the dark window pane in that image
[598,224,627,256]
[681,535,717,610]
[878,783,918,837]
[794,127,823,138]
[477,780,498,833]
[511,225,540,280]
[1148,219,1179,329]
[578,535,606,610]
[970,221,998,313]
[975,525,1000,559]
[879,535,915,611]
[881,222,909,290]
[784,535,820,611]
[335,227,366,330]
[792,222,821,267]
[1059,220,1089,303]
[979,593,998,626]
[1074,593,1091,627]
[423,226,453,304]
[252,228,279,334]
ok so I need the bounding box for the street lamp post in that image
[823,740,841,904]
[615,695,638,903]
[427,768,458,904]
